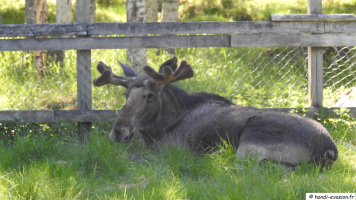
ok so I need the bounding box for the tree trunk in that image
[160,0,179,55]
[126,0,147,73]
[56,0,72,23]
[161,0,178,22]
[50,0,72,67]
[25,0,36,24]
[146,0,158,22]
[34,0,48,78]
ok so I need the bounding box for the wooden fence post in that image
[308,0,323,107]
[76,0,92,139]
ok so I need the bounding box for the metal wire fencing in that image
[324,46,356,107]
[1,46,355,112]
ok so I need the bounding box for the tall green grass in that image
[0,118,355,199]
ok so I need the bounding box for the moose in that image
[93,57,338,168]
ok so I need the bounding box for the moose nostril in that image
[123,135,130,142]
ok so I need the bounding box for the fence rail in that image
[1,34,356,51]
[1,20,356,37]
[0,108,355,123]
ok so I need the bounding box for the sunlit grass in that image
[0,121,355,199]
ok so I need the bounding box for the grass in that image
[0,118,355,199]
[1,0,356,199]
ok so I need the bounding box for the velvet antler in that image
[93,61,131,88]
[143,60,194,85]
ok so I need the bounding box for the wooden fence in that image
[1,0,356,128]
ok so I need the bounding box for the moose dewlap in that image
[93,57,338,168]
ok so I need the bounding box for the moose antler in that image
[93,61,130,88]
[143,60,194,85]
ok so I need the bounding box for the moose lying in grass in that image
[93,57,338,168]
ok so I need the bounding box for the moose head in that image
[93,57,194,143]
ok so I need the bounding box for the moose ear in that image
[118,61,138,77]
[158,57,178,73]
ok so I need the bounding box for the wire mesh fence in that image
[324,46,356,107]
[0,46,355,113]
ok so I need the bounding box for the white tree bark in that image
[146,0,158,22]
[51,0,72,67]
[160,0,179,55]
[25,0,36,24]
[126,0,147,73]
[161,0,178,22]
[56,0,72,23]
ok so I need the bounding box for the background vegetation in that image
[0,0,356,199]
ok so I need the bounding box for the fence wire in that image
[324,46,356,107]
[0,46,355,113]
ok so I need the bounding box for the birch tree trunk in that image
[161,0,178,22]
[25,0,36,24]
[126,0,147,73]
[161,0,179,55]
[51,0,72,67]
[56,0,72,23]
[146,0,158,22]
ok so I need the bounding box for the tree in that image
[35,0,48,78]
[25,0,36,24]
[26,0,48,78]
[146,0,158,22]
[160,0,179,55]
[161,0,179,22]
[126,0,147,73]
[50,0,72,67]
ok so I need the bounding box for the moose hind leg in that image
[236,141,312,165]
[236,142,269,162]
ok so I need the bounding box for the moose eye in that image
[146,94,154,101]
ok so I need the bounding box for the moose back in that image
[93,57,338,168]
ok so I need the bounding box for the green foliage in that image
[179,0,356,21]
[97,0,126,7]
[180,0,253,21]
